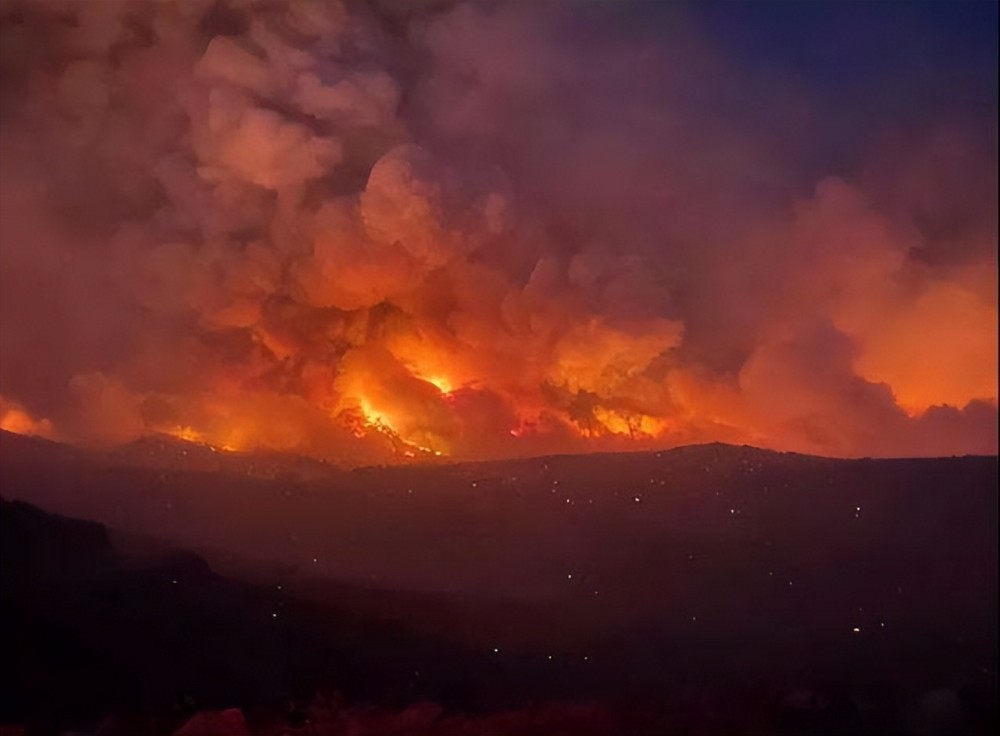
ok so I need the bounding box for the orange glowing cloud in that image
[0,398,56,440]
[0,0,994,464]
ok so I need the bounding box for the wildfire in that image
[171,425,204,444]
[0,399,55,440]
[0,0,995,465]
[356,398,397,435]
[351,398,443,458]
[418,374,454,394]
[158,421,248,454]
[592,408,670,438]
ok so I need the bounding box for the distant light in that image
[567,573,573,579]
[171,579,177,585]
[493,647,499,653]
[634,496,641,503]
[547,655,553,660]
[312,557,318,563]
[691,616,697,622]
[272,613,278,619]
[852,627,860,633]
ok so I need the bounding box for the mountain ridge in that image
[3,429,994,482]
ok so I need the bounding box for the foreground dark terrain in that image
[0,430,996,735]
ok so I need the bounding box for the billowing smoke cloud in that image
[0,0,995,462]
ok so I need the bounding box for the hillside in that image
[1,431,996,733]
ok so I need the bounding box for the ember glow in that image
[0,0,996,464]
[0,398,55,440]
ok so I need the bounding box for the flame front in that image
[0,400,55,440]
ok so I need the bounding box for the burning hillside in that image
[0,0,996,466]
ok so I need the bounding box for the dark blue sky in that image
[606,1,997,127]
[707,1,997,181]
[695,0,997,115]
[570,0,997,187]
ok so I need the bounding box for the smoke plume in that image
[0,0,995,462]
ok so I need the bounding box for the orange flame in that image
[0,399,56,440]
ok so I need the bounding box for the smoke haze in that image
[0,0,996,463]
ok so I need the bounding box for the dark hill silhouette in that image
[108,433,345,480]
[1,431,997,733]
[0,498,496,731]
